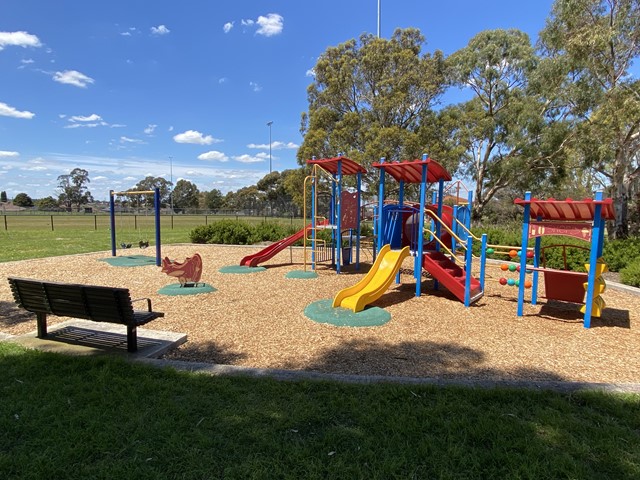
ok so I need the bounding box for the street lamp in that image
[267,121,273,173]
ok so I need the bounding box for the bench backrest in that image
[8,277,137,325]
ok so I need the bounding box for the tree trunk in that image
[611,153,629,239]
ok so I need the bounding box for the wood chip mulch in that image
[1,244,639,385]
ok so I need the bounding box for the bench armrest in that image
[131,297,153,312]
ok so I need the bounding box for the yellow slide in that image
[332,244,411,313]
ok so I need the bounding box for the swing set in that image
[109,188,162,266]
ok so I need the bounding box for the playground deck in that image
[0,245,639,385]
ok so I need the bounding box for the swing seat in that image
[120,242,132,249]
[139,240,149,249]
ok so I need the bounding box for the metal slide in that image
[332,244,410,312]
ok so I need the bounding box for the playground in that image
[1,243,639,386]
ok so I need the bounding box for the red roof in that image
[306,156,367,175]
[372,158,452,183]
[514,197,616,221]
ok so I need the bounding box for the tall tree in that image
[298,28,447,187]
[13,192,33,207]
[203,188,224,211]
[443,29,570,220]
[539,0,640,238]
[172,179,200,211]
[131,176,172,208]
[57,168,93,212]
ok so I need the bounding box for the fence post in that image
[94,215,97,230]
[171,215,174,230]
[50,215,54,231]
[3,215,6,231]
[205,215,208,225]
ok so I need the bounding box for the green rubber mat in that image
[219,265,266,274]
[158,283,216,296]
[285,270,318,279]
[99,255,158,267]
[304,299,391,327]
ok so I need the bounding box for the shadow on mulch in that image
[281,338,567,382]
[0,300,33,329]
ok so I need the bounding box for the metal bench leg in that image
[126,325,138,352]
[36,312,47,338]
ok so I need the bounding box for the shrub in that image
[603,238,640,272]
[620,257,640,287]
[250,222,289,244]
[189,220,253,245]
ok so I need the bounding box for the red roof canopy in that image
[306,156,367,175]
[372,158,452,183]
[514,197,616,221]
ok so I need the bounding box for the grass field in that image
[1,342,639,479]
[0,214,304,262]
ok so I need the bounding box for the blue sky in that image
[0,0,554,201]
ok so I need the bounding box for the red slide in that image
[422,251,483,304]
[240,227,308,267]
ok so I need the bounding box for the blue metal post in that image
[583,191,604,328]
[109,190,116,256]
[356,172,362,270]
[311,165,317,270]
[336,160,343,273]
[464,235,473,307]
[480,233,487,290]
[377,158,386,253]
[416,155,428,297]
[517,192,532,316]
[531,236,541,305]
[154,187,161,266]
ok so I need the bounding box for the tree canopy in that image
[57,168,93,212]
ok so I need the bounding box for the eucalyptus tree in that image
[131,176,172,208]
[539,0,640,238]
[442,29,571,220]
[298,28,447,188]
[172,179,200,211]
[57,168,93,212]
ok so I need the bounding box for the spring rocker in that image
[514,192,615,328]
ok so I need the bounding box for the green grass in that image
[0,342,639,479]
[0,215,304,262]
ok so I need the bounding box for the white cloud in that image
[64,113,108,128]
[247,141,299,150]
[0,151,19,157]
[53,70,94,88]
[249,81,262,92]
[21,58,34,65]
[173,129,220,145]
[233,153,268,163]
[0,102,35,119]
[218,77,228,84]
[256,14,284,37]
[70,113,102,122]
[198,151,229,162]
[151,25,170,35]
[120,136,145,144]
[223,22,234,33]
[0,31,42,50]
[306,68,315,77]
[144,124,157,135]
[93,176,108,181]
[241,19,255,27]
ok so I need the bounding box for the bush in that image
[620,257,640,287]
[603,237,640,272]
[250,222,289,244]
[189,220,253,245]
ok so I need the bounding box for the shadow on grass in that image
[0,342,638,479]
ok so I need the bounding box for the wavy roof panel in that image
[514,197,616,221]
[372,158,452,183]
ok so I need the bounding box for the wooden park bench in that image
[8,277,165,352]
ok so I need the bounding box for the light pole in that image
[377,0,381,38]
[169,156,173,212]
[267,121,273,174]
